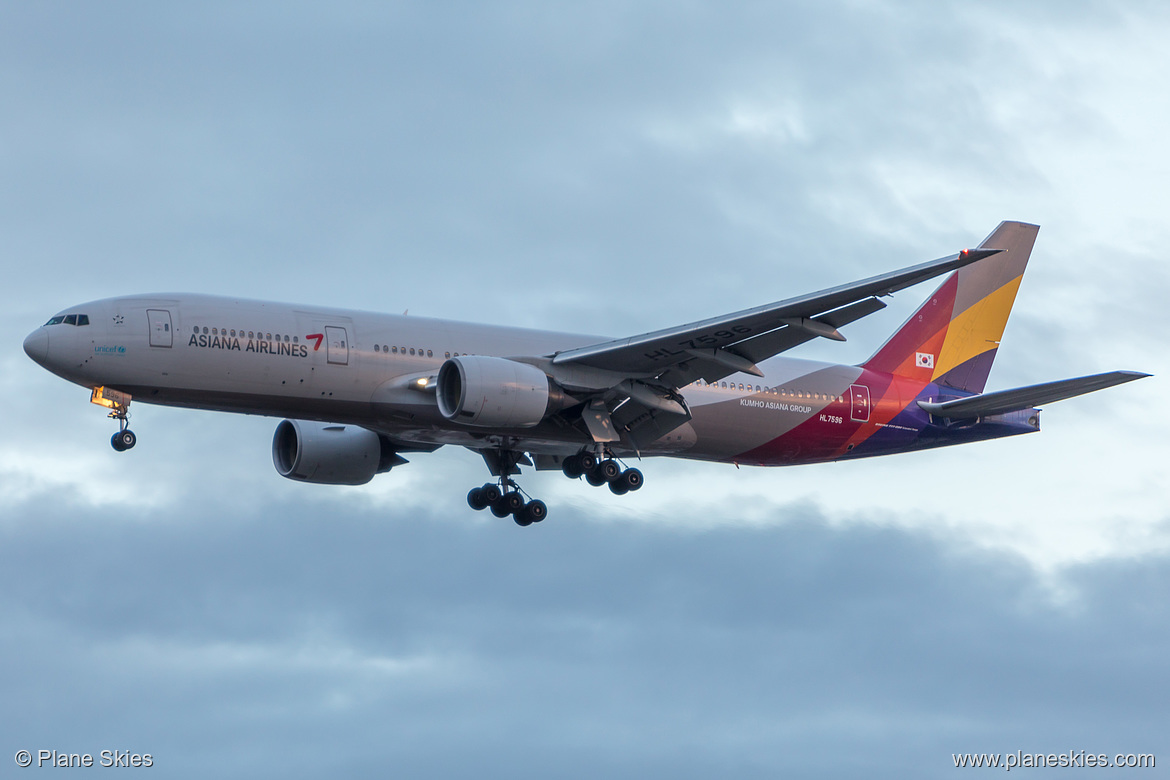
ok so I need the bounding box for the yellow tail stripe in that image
[933,274,1024,381]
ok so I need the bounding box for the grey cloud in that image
[3,495,1168,778]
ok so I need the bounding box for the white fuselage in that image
[27,293,862,463]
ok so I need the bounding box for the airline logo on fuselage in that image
[188,333,310,358]
[740,398,813,414]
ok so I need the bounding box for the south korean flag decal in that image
[915,352,935,369]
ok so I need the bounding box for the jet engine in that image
[272,419,399,485]
[436,355,565,428]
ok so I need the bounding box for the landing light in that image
[408,376,436,393]
[91,386,131,409]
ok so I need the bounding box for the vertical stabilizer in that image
[862,221,1039,393]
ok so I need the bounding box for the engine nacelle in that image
[272,419,398,485]
[436,355,560,428]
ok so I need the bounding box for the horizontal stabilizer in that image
[918,371,1150,419]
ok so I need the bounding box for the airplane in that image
[23,221,1148,526]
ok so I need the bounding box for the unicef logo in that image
[94,345,127,355]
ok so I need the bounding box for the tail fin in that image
[862,221,1039,393]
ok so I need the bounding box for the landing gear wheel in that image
[503,491,525,515]
[609,479,629,495]
[481,484,502,504]
[111,429,136,451]
[489,497,512,518]
[578,452,598,473]
[524,500,547,523]
[562,454,584,479]
[467,487,488,511]
[620,467,643,492]
[597,459,621,482]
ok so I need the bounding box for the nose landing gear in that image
[91,386,137,452]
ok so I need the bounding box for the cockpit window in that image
[44,314,91,326]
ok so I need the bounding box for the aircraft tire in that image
[621,468,643,492]
[467,487,488,511]
[514,511,533,527]
[578,452,598,472]
[481,484,502,504]
[525,500,547,523]
[489,497,512,518]
[585,468,607,487]
[111,430,136,451]
[561,454,584,479]
[503,492,525,515]
[598,459,622,482]
[608,479,629,495]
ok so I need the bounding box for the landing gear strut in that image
[467,479,548,526]
[562,450,643,496]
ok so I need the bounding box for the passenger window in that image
[427,350,432,357]
[410,348,415,356]
[374,344,380,352]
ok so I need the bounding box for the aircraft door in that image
[849,384,871,422]
[147,309,173,348]
[326,326,349,365]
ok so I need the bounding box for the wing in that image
[551,246,1001,385]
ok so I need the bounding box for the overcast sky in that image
[2,2,1167,777]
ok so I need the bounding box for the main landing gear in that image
[467,480,548,527]
[465,447,643,528]
[560,451,643,495]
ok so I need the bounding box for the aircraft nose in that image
[23,328,49,364]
